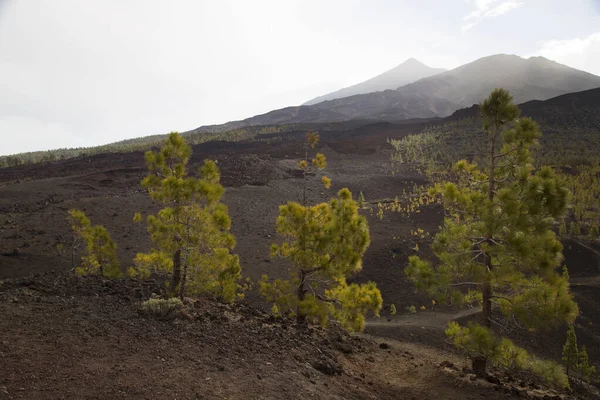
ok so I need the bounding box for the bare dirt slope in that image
[0,272,577,400]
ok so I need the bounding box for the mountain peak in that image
[401,57,425,66]
[303,58,445,106]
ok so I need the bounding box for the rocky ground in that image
[1,272,593,400]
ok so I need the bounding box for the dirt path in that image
[367,308,480,329]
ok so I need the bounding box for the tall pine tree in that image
[562,324,578,378]
[260,133,382,331]
[405,89,579,376]
[133,132,241,301]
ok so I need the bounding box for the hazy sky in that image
[1,0,599,155]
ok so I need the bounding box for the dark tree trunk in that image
[180,259,188,299]
[296,270,306,324]
[171,249,181,294]
[472,356,488,377]
[472,125,497,376]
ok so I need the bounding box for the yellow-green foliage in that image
[558,166,600,238]
[562,323,578,377]
[299,131,330,195]
[260,188,382,332]
[405,89,579,376]
[578,345,596,383]
[358,191,366,208]
[446,322,569,388]
[67,209,121,278]
[140,297,184,320]
[132,132,241,302]
[561,325,597,383]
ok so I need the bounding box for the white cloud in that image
[530,33,600,76]
[462,0,526,32]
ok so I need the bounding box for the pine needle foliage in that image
[132,132,241,301]
[260,133,382,332]
[562,324,579,378]
[578,345,596,383]
[140,297,184,320]
[405,89,579,376]
[446,322,569,388]
[67,209,121,278]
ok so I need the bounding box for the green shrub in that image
[140,298,184,320]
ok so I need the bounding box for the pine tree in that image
[559,220,567,237]
[133,132,241,301]
[562,324,579,378]
[570,221,581,237]
[589,225,599,240]
[67,209,121,278]
[260,133,382,332]
[578,345,596,383]
[405,89,579,376]
[358,191,366,208]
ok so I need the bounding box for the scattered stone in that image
[312,357,343,376]
[486,374,501,385]
[510,386,527,398]
[336,343,353,354]
[379,342,390,350]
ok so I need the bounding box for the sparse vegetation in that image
[2,85,600,399]
[65,209,121,278]
[139,297,184,320]
[260,133,382,332]
[131,132,242,301]
[404,89,579,378]
[563,324,579,378]
[447,322,569,388]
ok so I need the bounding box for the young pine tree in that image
[67,209,121,278]
[260,133,382,332]
[578,345,596,383]
[562,324,579,378]
[133,132,241,301]
[358,191,366,208]
[405,89,579,376]
[589,225,599,240]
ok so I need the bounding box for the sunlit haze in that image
[1,0,599,155]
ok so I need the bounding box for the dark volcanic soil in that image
[1,123,599,397]
[0,272,584,400]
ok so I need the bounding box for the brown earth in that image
[1,123,599,398]
[0,272,586,400]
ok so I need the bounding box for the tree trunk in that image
[472,126,497,376]
[296,270,306,324]
[171,249,181,295]
[472,356,487,377]
[180,259,188,300]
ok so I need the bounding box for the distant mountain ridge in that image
[447,86,600,127]
[303,58,446,106]
[191,54,600,133]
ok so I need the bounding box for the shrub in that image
[67,209,121,278]
[140,297,184,320]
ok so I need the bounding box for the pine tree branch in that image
[449,282,480,287]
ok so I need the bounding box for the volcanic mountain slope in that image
[303,58,446,106]
[193,54,600,132]
[447,87,600,127]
